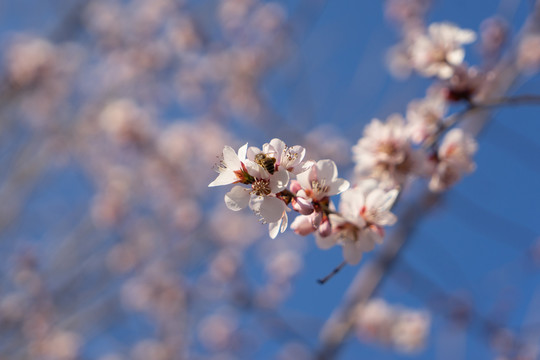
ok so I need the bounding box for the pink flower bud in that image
[292,197,313,215]
[318,218,332,237]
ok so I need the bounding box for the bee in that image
[254,153,276,174]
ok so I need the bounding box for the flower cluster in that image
[388,22,485,103]
[317,180,398,264]
[210,137,401,264]
[210,109,478,264]
[209,138,310,238]
[210,21,481,267]
[354,299,431,353]
[353,90,478,192]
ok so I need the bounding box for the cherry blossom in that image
[316,180,398,265]
[290,160,349,237]
[406,91,448,144]
[353,114,424,187]
[429,128,478,192]
[410,22,476,79]
[247,138,307,174]
[224,166,289,221]
[208,143,253,187]
[355,299,431,353]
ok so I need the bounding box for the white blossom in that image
[353,114,423,187]
[355,299,431,353]
[247,138,307,174]
[316,180,398,265]
[406,91,447,144]
[411,22,476,79]
[290,160,349,238]
[210,141,292,237]
[295,159,349,201]
[429,128,477,192]
[209,143,251,187]
[392,311,431,352]
[224,166,289,223]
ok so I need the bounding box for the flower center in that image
[377,141,399,156]
[285,147,298,162]
[252,179,271,196]
[311,180,329,195]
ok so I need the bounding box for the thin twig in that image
[317,261,347,285]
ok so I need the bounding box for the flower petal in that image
[316,234,337,249]
[317,159,338,181]
[327,178,350,197]
[296,167,312,190]
[224,186,250,211]
[342,242,363,265]
[366,188,398,213]
[290,215,315,236]
[223,145,241,169]
[280,212,288,233]
[209,171,239,187]
[269,218,282,239]
[237,143,248,161]
[247,146,261,161]
[250,196,285,223]
[270,168,289,193]
[292,197,313,215]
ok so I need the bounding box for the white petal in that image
[250,196,285,223]
[327,178,350,196]
[209,171,238,187]
[244,159,264,178]
[437,65,454,79]
[290,215,315,236]
[316,234,337,249]
[269,218,281,239]
[366,189,398,212]
[339,188,363,216]
[355,179,378,194]
[342,243,363,265]
[223,146,241,169]
[317,159,338,181]
[280,212,288,233]
[365,227,384,244]
[446,49,464,66]
[357,229,377,252]
[270,168,289,193]
[296,167,312,190]
[269,138,286,155]
[237,143,248,161]
[247,146,261,161]
[375,211,397,226]
[224,186,250,211]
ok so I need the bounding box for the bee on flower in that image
[209,139,307,238]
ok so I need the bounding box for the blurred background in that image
[0,0,539,359]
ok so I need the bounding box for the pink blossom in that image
[410,22,476,79]
[353,114,424,187]
[406,91,447,144]
[429,128,478,192]
[316,180,398,265]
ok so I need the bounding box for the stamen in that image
[251,179,271,196]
